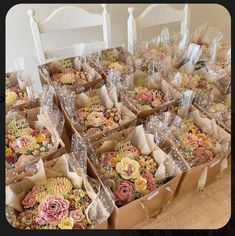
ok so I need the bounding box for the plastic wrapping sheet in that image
[5,85,65,170]
[5,133,114,229]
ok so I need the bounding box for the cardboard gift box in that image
[38,56,105,107]
[6,72,40,111]
[5,153,109,229]
[120,69,181,119]
[5,106,67,185]
[88,126,188,229]
[153,104,231,199]
[58,85,137,143]
[88,46,132,78]
[38,56,105,90]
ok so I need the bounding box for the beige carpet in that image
[133,167,231,229]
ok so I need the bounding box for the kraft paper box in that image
[89,126,187,229]
[5,106,66,185]
[88,46,132,78]
[155,104,231,199]
[58,85,137,144]
[38,56,105,91]
[6,72,40,111]
[5,154,109,229]
[120,69,181,119]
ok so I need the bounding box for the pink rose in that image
[65,68,77,74]
[114,180,134,205]
[73,222,86,229]
[6,156,17,165]
[70,209,85,222]
[42,129,51,137]
[136,91,153,104]
[15,136,30,149]
[124,145,140,158]
[37,194,70,226]
[32,130,40,136]
[22,191,36,208]
[194,147,214,162]
[35,216,46,225]
[141,172,156,191]
[10,86,20,93]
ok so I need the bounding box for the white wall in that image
[6,3,231,72]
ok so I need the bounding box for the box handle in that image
[197,166,208,191]
[139,186,174,219]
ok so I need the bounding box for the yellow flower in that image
[36,134,46,143]
[110,156,118,167]
[134,176,147,191]
[47,177,73,195]
[116,157,140,180]
[58,217,74,229]
[5,148,12,158]
[60,73,76,84]
[13,135,38,154]
[6,89,18,107]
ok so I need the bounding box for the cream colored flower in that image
[58,217,74,229]
[6,89,18,107]
[13,135,38,154]
[60,73,76,84]
[108,62,126,72]
[116,157,140,180]
[86,111,106,127]
[134,176,147,191]
[46,177,73,195]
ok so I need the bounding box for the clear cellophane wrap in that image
[5,85,64,169]
[145,90,231,167]
[87,45,134,78]
[5,132,115,229]
[6,57,39,110]
[39,55,103,92]
[88,124,187,207]
[128,28,176,78]
[118,69,180,116]
[57,84,136,140]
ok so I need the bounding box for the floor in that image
[133,166,231,229]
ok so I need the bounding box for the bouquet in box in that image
[146,91,231,167]
[90,47,132,76]
[5,74,29,109]
[6,57,38,111]
[5,85,64,168]
[39,57,103,91]
[58,84,136,141]
[120,69,180,117]
[5,134,114,229]
[89,125,186,207]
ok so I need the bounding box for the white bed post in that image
[27,9,46,64]
[127,7,137,53]
[180,4,190,36]
[102,4,111,49]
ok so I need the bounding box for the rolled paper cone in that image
[179,61,195,74]
[76,93,90,107]
[98,85,114,109]
[128,125,152,155]
[152,149,167,165]
[73,57,82,71]
[154,163,166,182]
